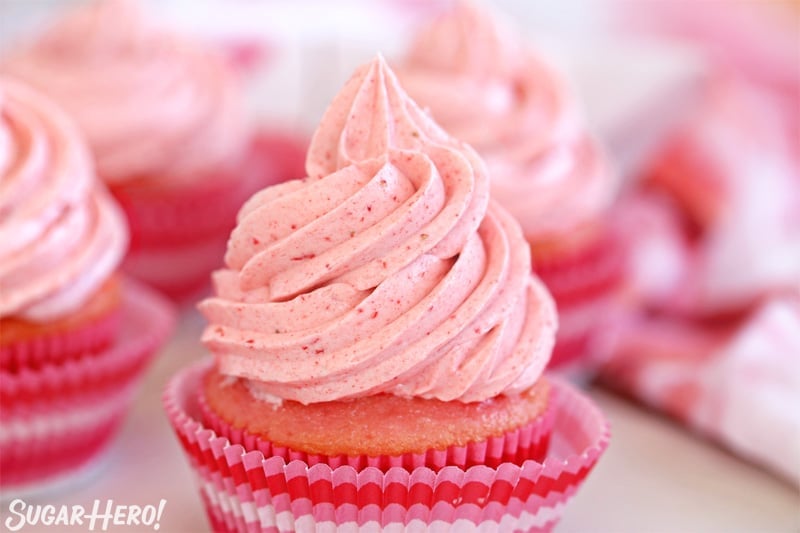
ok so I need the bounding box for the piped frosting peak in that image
[306,55,458,179]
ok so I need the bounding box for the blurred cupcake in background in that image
[0,78,174,490]
[2,0,304,301]
[396,1,624,374]
[163,56,609,531]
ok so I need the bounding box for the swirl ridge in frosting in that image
[0,78,128,322]
[200,56,556,404]
[2,0,245,186]
[398,0,618,238]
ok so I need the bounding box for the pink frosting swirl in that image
[200,57,556,404]
[398,1,617,237]
[2,0,245,187]
[0,79,128,322]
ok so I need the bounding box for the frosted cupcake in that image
[0,78,174,490]
[397,2,624,372]
[164,57,608,531]
[2,0,302,301]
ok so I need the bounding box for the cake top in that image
[200,56,556,405]
[0,78,127,322]
[398,0,618,238]
[2,0,245,186]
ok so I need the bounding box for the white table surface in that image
[2,310,797,533]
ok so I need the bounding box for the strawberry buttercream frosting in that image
[1,0,245,187]
[0,79,127,322]
[200,57,557,404]
[398,1,617,238]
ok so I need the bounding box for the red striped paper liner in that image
[248,130,307,184]
[0,309,121,373]
[533,225,626,371]
[121,234,228,302]
[548,292,625,375]
[0,279,175,490]
[164,360,609,532]
[114,166,256,250]
[113,130,303,250]
[533,224,625,310]
[549,333,592,373]
[198,382,554,471]
[114,131,304,302]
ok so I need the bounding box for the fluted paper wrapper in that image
[0,279,175,490]
[115,131,303,248]
[164,360,609,532]
[116,131,304,301]
[535,224,626,373]
[0,310,121,373]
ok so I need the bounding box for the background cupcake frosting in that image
[398,1,617,238]
[201,57,557,404]
[0,79,127,321]
[2,0,245,186]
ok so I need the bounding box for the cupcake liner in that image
[532,226,626,372]
[113,161,257,250]
[548,294,623,372]
[114,130,305,301]
[0,309,121,373]
[2,442,113,501]
[248,130,308,184]
[533,225,625,308]
[550,333,591,373]
[164,360,609,532]
[114,130,303,250]
[199,382,555,471]
[121,234,227,302]
[0,279,175,490]
[0,385,134,489]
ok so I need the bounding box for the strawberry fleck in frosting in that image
[398,1,617,238]
[200,57,557,405]
[0,79,127,322]
[2,0,245,187]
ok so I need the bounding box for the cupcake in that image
[0,78,175,490]
[164,56,608,531]
[1,0,304,301]
[396,2,624,373]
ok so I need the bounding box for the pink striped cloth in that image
[599,290,800,485]
[598,0,800,485]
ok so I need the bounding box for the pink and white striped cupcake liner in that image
[534,225,626,373]
[0,279,175,490]
[114,130,306,302]
[164,360,609,532]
